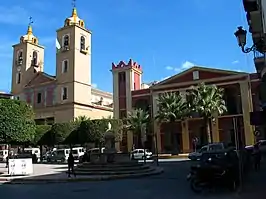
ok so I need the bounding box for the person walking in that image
[253,144,262,171]
[67,152,76,177]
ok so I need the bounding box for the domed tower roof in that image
[20,19,39,45]
[64,7,85,28]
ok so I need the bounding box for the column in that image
[154,122,161,153]
[240,81,255,146]
[181,120,190,153]
[112,72,119,119]
[211,116,220,143]
[127,130,133,152]
[152,92,162,153]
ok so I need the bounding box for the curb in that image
[157,155,188,159]
[2,168,164,184]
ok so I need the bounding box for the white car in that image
[130,149,152,160]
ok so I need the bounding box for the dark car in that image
[188,143,227,161]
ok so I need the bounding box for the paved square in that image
[0,161,264,199]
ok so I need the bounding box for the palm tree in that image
[73,115,90,126]
[155,92,188,153]
[188,83,227,143]
[125,108,149,149]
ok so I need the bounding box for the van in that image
[24,148,41,162]
[48,148,70,163]
[71,147,85,162]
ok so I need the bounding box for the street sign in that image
[8,158,33,176]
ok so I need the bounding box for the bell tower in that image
[111,59,143,119]
[11,18,44,95]
[55,2,92,105]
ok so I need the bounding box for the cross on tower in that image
[29,16,33,26]
[72,0,76,7]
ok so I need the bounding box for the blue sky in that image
[0,0,255,93]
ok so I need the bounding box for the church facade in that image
[11,7,113,124]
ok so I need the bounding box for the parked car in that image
[47,148,70,163]
[130,149,152,160]
[188,143,227,161]
[79,148,105,163]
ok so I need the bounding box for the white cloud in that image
[174,68,181,72]
[165,66,173,70]
[232,60,239,64]
[92,83,97,88]
[165,60,195,73]
[235,69,243,72]
[181,61,195,69]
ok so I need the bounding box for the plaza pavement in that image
[0,159,265,199]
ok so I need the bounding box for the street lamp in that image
[234,26,255,53]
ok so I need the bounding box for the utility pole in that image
[233,117,243,192]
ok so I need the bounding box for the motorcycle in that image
[187,156,238,193]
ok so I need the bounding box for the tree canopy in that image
[0,99,36,144]
[155,92,187,123]
[39,122,75,146]
[33,125,51,145]
[188,83,227,118]
[126,108,149,148]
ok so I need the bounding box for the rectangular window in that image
[62,60,68,73]
[61,87,68,100]
[193,71,199,80]
[119,72,126,82]
[37,93,42,104]
[16,72,21,84]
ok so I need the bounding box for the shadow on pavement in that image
[1,159,265,199]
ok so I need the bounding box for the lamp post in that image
[234,26,256,53]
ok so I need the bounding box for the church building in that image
[11,6,113,124]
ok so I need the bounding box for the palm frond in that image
[156,92,188,123]
[186,83,227,117]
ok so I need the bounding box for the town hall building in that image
[111,59,261,153]
[11,6,113,124]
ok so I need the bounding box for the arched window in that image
[17,51,23,65]
[32,51,38,66]
[63,35,69,48]
[80,36,85,51]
